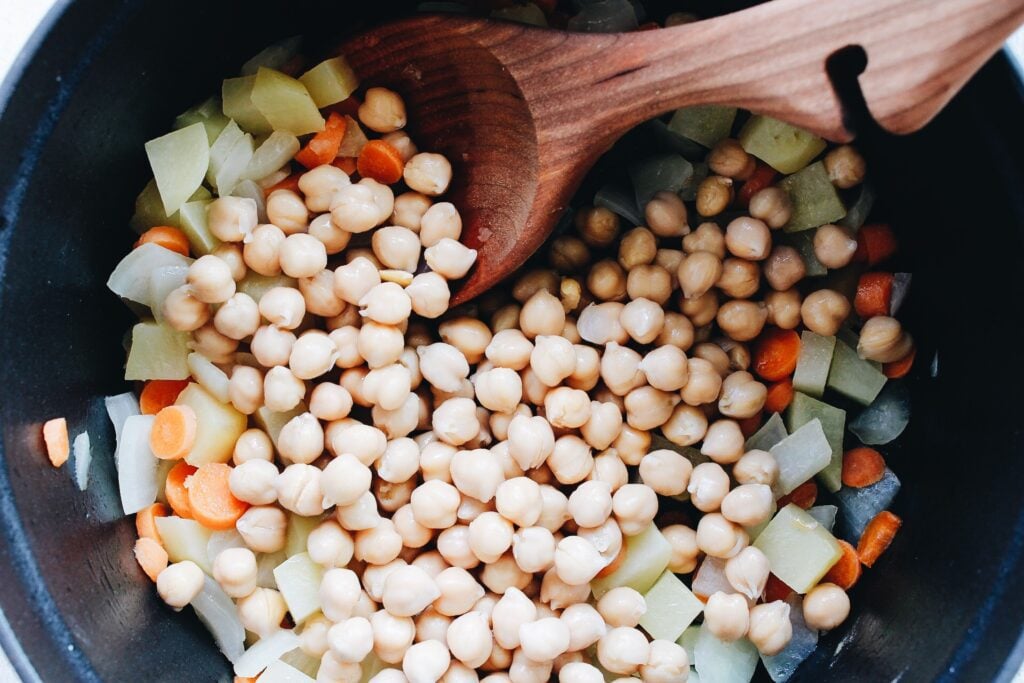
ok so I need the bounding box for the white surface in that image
[1,0,1024,681]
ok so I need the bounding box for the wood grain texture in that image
[339,0,1024,303]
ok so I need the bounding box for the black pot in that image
[2,0,1024,681]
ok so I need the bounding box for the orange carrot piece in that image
[822,540,862,589]
[764,573,795,603]
[738,411,764,438]
[136,502,169,543]
[883,346,916,379]
[842,447,886,488]
[42,417,70,467]
[857,510,902,567]
[139,379,189,416]
[778,480,818,509]
[268,171,302,195]
[753,328,801,381]
[165,461,197,519]
[854,224,898,266]
[333,157,358,175]
[596,543,627,579]
[235,678,258,683]
[187,463,251,531]
[134,537,168,582]
[134,226,190,257]
[854,272,893,319]
[764,379,795,414]
[149,405,197,460]
[357,139,406,184]
[295,112,347,169]
[737,163,777,206]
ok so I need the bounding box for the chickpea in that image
[597,586,646,629]
[577,302,629,346]
[748,187,793,229]
[637,449,692,497]
[645,191,689,237]
[186,255,235,305]
[612,425,650,467]
[506,414,555,471]
[611,484,658,536]
[618,227,657,270]
[662,524,699,574]
[680,357,722,406]
[600,342,644,397]
[693,341,730,377]
[382,564,442,618]
[587,259,627,302]
[276,463,325,516]
[243,224,285,276]
[803,582,851,630]
[480,552,532,594]
[208,196,257,242]
[420,202,462,247]
[578,401,623,452]
[411,480,461,529]
[518,289,565,339]
[554,536,608,586]
[725,217,771,260]
[721,483,774,526]
[687,462,730,512]
[371,609,416,664]
[403,640,451,683]
[266,189,309,234]
[719,370,767,419]
[717,300,768,342]
[262,365,304,412]
[359,87,407,132]
[225,364,262,415]
[809,225,855,271]
[372,225,421,273]
[519,616,571,662]
[661,403,708,447]
[405,272,450,319]
[677,251,722,300]
[278,233,327,279]
[451,449,504,504]
[725,546,771,600]
[696,176,733,216]
[561,602,607,652]
[717,257,761,298]
[440,318,492,365]
[237,587,287,637]
[762,245,805,291]
[697,513,749,559]
[680,289,719,327]
[298,164,350,213]
[548,435,594,485]
[156,561,204,609]
[704,592,750,642]
[766,288,802,329]
[491,587,537,649]
[748,601,793,655]
[858,315,913,363]
[331,183,382,234]
[236,506,287,553]
[258,286,305,329]
[228,459,279,506]
[424,238,477,280]
[405,153,453,197]
[625,264,672,305]
[576,206,620,247]
[560,663,605,683]
[683,221,726,257]
[801,288,851,336]
[597,627,650,676]
[624,386,678,431]
[619,298,665,345]
[656,312,695,350]
[549,235,590,272]
[708,139,753,179]
[233,428,273,464]
[308,520,355,568]
[446,612,492,669]
[733,449,778,486]
[300,614,332,658]
[162,285,210,331]
[641,640,690,683]
[391,191,431,232]
[824,144,866,189]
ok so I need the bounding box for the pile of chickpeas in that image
[151,83,867,683]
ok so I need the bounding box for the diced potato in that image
[739,115,825,174]
[255,403,307,454]
[786,392,846,492]
[156,516,214,574]
[791,332,835,398]
[273,553,324,625]
[144,123,210,216]
[174,96,230,145]
[769,419,831,497]
[178,200,220,256]
[238,273,300,303]
[693,625,759,683]
[286,514,324,557]
[668,105,737,149]
[778,161,846,232]
[177,383,247,465]
[129,180,210,234]
[827,339,887,405]
[252,67,325,136]
[639,571,704,642]
[744,412,787,452]
[299,56,360,108]
[753,504,841,593]
[591,523,671,598]
[125,321,191,381]
[223,75,273,135]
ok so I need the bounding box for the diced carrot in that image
[857,510,902,567]
[187,463,250,531]
[854,272,893,319]
[737,163,777,206]
[165,461,197,519]
[596,543,627,579]
[883,346,916,379]
[738,411,764,438]
[357,139,405,184]
[268,171,302,195]
[42,417,70,467]
[764,379,795,414]
[133,537,168,582]
[134,226,190,257]
[149,405,197,460]
[778,480,817,509]
[822,540,862,589]
[324,96,362,119]
[136,502,169,543]
[764,573,794,603]
[333,157,357,175]
[294,112,348,169]
[139,379,189,416]
[753,328,801,381]
[842,447,886,488]
[854,224,898,266]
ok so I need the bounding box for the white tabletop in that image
[1,0,1023,681]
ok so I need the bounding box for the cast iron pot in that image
[1,0,1023,681]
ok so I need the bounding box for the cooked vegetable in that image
[854,223,898,266]
[848,381,910,445]
[164,460,197,519]
[821,539,861,589]
[638,570,704,642]
[294,112,348,169]
[753,329,800,382]
[806,505,837,532]
[785,392,845,492]
[790,332,834,398]
[761,596,817,683]
[256,659,315,683]
[140,380,189,416]
[785,230,826,277]
[191,575,246,663]
[299,56,360,108]
[72,431,92,490]
[357,139,405,184]
[187,353,231,404]
[594,184,644,226]
[156,516,213,573]
[777,481,816,510]
[234,629,301,678]
[208,121,255,196]
[738,115,825,175]
[737,163,777,206]
[273,553,324,625]
[136,502,168,543]
[668,106,737,149]
[178,200,219,256]
[745,412,787,452]
[173,96,230,145]
[285,514,323,557]
[149,266,191,323]
[116,414,160,514]
[854,272,893,319]
[134,537,169,582]
[764,380,794,414]
[630,153,694,207]
[841,447,886,488]
[834,468,901,541]
[144,123,211,216]
[104,392,140,446]
[135,226,191,257]
[42,417,69,467]
[108,243,193,308]
[826,339,886,405]
[693,623,759,683]
[754,504,841,593]
[124,322,191,381]
[691,556,735,601]
[591,523,672,598]
[883,347,915,379]
[777,162,846,232]
[188,463,250,530]
[175,383,247,465]
[130,181,210,234]
[251,67,325,136]
[150,405,198,460]
[245,131,301,181]
[769,419,831,497]
[222,76,273,135]
[857,510,902,567]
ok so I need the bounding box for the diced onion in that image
[115,415,158,514]
[107,243,192,307]
[104,392,140,449]
[890,273,912,316]
[187,352,231,404]
[691,556,737,600]
[190,575,246,664]
[848,382,910,446]
[244,131,300,183]
[234,629,300,677]
[207,530,247,566]
[255,659,315,683]
[241,37,302,77]
[73,431,92,491]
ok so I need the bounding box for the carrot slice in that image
[842,447,886,488]
[333,157,358,175]
[753,328,801,381]
[139,379,189,416]
[42,417,70,467]
[764,379,795,414]
[150,405,197,460]
[778,480,817,509]
[764,573,795,603]
[136,502,169,543]
[737,411,764,438]
[737,163,777,206]
[857,510,902,567]
[854,272,894,319]
[187,463,250,531]
[165,461,197,519]
[134,537,168,582]
[357,139,405,184]
[854,224,898,266]
[822,540,862,589]
[134,226,190,257]
[295,112,347,169]
[883,346,916,379]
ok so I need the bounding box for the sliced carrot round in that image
[140,379,189,416]
[842,447,886,488]
[778,480,818,509]
[134,226,190,257]
[883,346,916,379]
[150,405,197,460]
[764,378,795,414]
[357,139,405,184]
[858,510,902,567]
[753,328,801,381]
[134,537,168,582]
[165,461,197,519]
[187,463,250,531]
[764,573,795,603]
[822,540,862,589]
[136,502,169,543]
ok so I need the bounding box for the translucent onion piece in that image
[231,179,268,225]
[744,412,787,452]
[241,36,302,76]
[244,131,300,183]
[257,658,316,683]
[149,266,190,323]
[770,419,831,497]
[234,629,300,677]
[834,468,901,542]
[207,530,247,566]
[73,431,92,491]
[191,575,246,663]
[107,243,192,307]
[691,556,740,601]
[806,505,838,532]
[115,414,158,515]
[273,553,325,625]
[761,596,818,682]
[155,516,213,573]
[104,392,140,450]
[837,182,875,231]
[187,353,231,404]
[257,550,287,589]
[848,382,910,446]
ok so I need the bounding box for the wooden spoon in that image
[340,0,1024,304]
